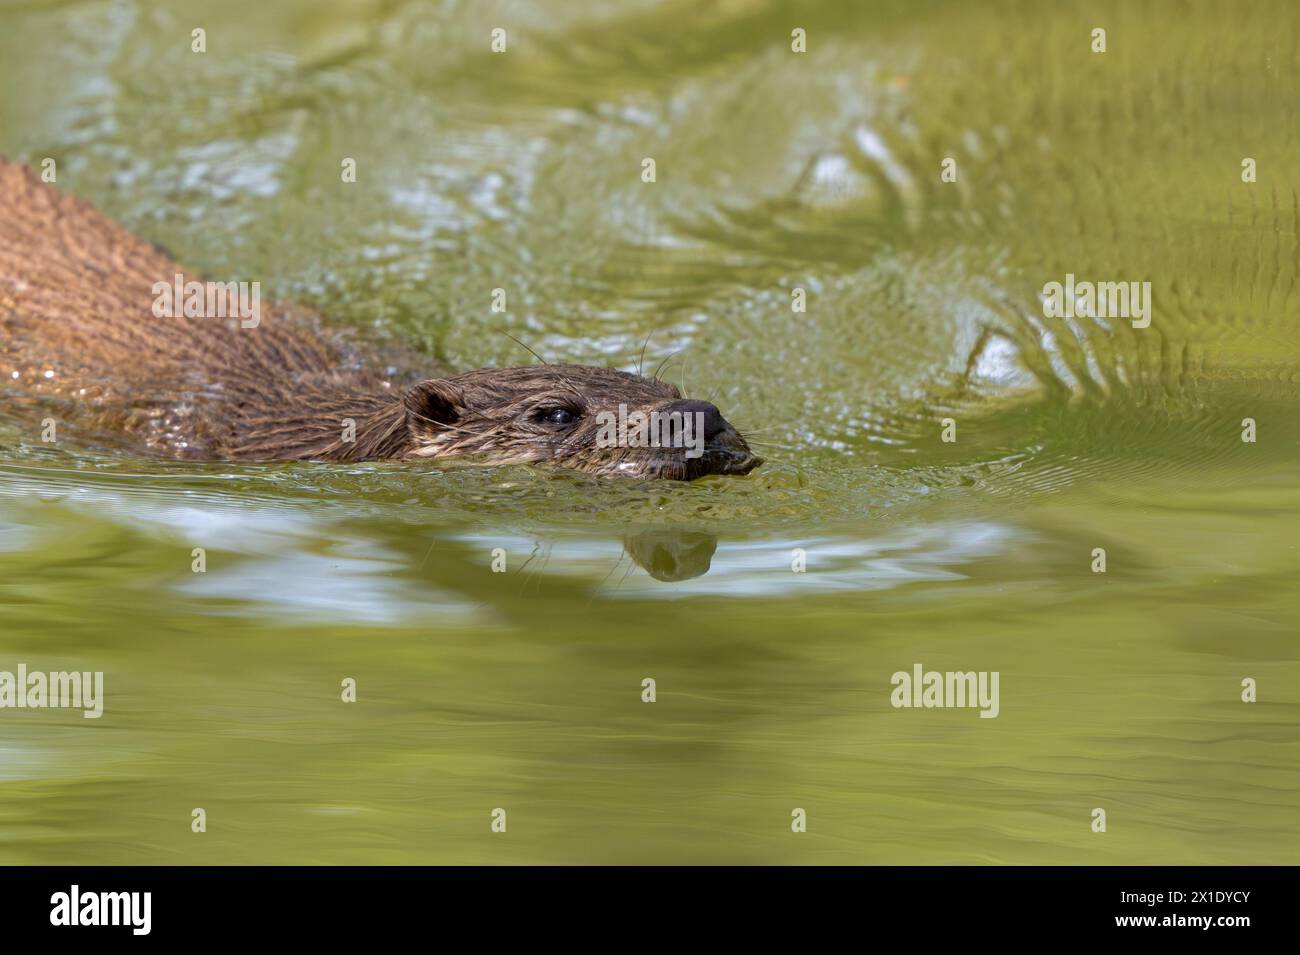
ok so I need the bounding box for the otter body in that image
[0,161,759,479]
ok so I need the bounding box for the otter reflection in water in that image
[623,529,718,582]
[0,160,761,481]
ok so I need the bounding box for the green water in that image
[1,0,1298,864]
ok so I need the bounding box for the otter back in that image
[0,160,416,460]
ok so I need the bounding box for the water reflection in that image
[0,463,1029,620]
[623,528,716,581]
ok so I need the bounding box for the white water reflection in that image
[456,520,1018,599]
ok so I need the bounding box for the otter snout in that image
[658,398,762,476]
[659,398,728,440]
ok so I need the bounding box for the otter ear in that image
[404,378,462,435]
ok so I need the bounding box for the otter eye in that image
[542,408,577,426]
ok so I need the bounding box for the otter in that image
[0,161,760,480]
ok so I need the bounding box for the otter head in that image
[401,365,761,480]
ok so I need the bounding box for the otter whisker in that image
[595,547,631,595]
[499,331,550,365]
[558,379,587,403]
[516,543,541,576]
[745,439,800,452]
[517,542,552,597]
[615,552,639,590]
[406,414,490,440]
[652,350,681,382]
[637,330,654,377]
[416,537,438,571]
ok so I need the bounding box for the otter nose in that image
[661,399,728,440]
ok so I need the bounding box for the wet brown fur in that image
[0,160,759,479]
